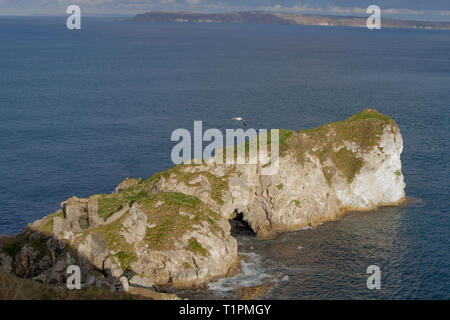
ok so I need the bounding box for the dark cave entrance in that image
[229,211,256,237]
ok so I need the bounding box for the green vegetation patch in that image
[138,192,221,251]
[40,218,54,235]
[0,231,52,260]
[333,148,365,183]
[284,109,397,183]
[34,210,64,235]
[267,128,294,147]
[292,200,302,208]
[97,196,123,220]
[30,237,52,257]
[185,237,209,256]
[204,171,231,206]
[222,128,294,163]
[85,213,137,271]
[97,184,148,221]
[0,233,29,257]
[115,251,135,271]
[347,109,392,122]
[143,165,233,206]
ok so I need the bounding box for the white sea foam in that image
[207,252,271,297]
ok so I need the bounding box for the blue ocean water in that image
[0,17,448,299]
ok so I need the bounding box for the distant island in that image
[129,11,450,30]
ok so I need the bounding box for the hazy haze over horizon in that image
[0,0,450,21]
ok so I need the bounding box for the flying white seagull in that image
[230,117,247,127]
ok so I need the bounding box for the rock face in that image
[0,109,406,293]
[235,284,271,300]
[148,109,406,239]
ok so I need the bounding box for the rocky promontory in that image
[0,109,406,297]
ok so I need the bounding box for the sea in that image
[0,16,449,299]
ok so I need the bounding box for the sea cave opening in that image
[229,210,256,238]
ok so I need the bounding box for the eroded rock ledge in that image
[0,109,406,294]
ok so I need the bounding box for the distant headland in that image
[129,11,450,30]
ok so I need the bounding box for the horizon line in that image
[1,10,449,23]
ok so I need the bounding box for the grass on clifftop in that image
[283,109,398,183]
[211,109,395,184]
[29,210,64,236]
[142,165,234,206]
[138,192,220,253]
[97,185,148,221]
[139,109,395,187]
[220,128,294,163]
[85,214,137,271]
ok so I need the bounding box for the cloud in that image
[186,0,200,5]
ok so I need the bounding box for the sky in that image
[0,0,450,21]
